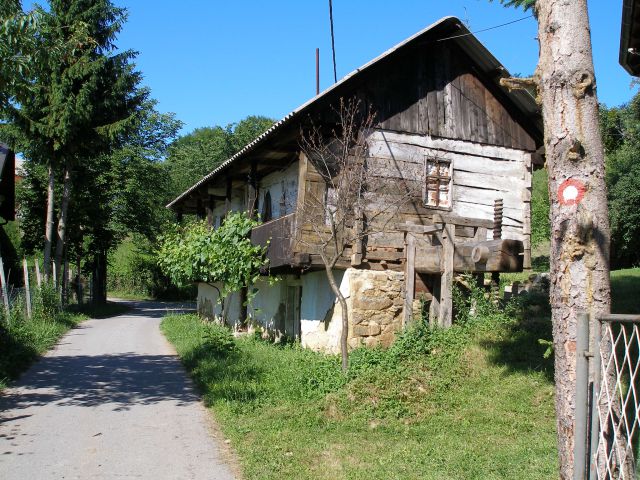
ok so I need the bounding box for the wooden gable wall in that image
[363,42,538,151]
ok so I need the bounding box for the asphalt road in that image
[0,300,238,480]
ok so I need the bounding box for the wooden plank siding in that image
[365,130,531,254]
[370,43,536,151]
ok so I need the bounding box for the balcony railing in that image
[250,213,296,269]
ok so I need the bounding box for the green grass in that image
[611,268,640,314]
[503,267,639,314]
[162,309,558,480]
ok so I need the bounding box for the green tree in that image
[70,101,181,302]
[228,115,274,153]
[3,0,144,283]
[164,126,232,201]
[163,115,274,202]
[602,93,640,268]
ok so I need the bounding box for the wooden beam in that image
[413,239,523,273]
[438,222,454,328]
[397,223,443,234]
[439,213,494,229]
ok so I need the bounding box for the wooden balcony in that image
[251,213,297,269]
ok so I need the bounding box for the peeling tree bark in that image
[54,159,72,290]
[535,1,611,478]
[43,164,56,280]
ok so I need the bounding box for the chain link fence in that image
[577,314,640,479]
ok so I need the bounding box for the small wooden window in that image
[424,156,452,209]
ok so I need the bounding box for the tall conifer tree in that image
[5,0,144,281]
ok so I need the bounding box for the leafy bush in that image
[108,237,195,299]
[202,321,237,357]
[157,212,268,301]
[531,168,550,247]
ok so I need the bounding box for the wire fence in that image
[577,314,640,479]
[591,315,640,479]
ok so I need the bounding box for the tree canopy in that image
[601,93,640,268]
[163,115,274,201]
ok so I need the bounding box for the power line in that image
[436,14,534,42]
[329,0,337,83]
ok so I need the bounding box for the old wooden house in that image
[168,17,543,352]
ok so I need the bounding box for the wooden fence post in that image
[52,261,57,290]
[34,257,42,288]
[0,255,10,319]
[23,258,31,319]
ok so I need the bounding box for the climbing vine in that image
[157,212,268,301]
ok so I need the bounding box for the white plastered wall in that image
[299,269,349,354]
[197,282,241,326]
[256,162,299,219]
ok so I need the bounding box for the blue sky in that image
[27,1,634,135]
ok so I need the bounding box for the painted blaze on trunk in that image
[534,0,611,478]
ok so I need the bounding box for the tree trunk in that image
[43,164,56,280]
[91,249,107,304]
[322,257,349,371]
[535,1,611,477]
[54,160,72,288]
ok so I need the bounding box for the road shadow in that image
[0,352,200,415]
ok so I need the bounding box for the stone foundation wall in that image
[347,269,405,349]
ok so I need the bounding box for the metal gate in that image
[576,313,640,479]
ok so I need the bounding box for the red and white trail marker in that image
[558,179,586,206]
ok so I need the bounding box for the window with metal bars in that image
[423,156,452,209]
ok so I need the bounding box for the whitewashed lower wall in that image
[197,282,241,326]
[197,268,405,353]
[299,270,347,353]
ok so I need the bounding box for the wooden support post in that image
[196,197,205,220]
[403,232,416,326]
[23,258,31,319]
[0,255,9,319]
[34,257,42,288]
[206,195,215,227]
[429,275,441,326]
[523,155,533,270]
[439,222,454,328]
[247,162,258,219]
[225,177,232,216]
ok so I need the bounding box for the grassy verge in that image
[162,299,557,479]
